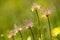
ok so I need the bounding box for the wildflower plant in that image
[0,0,60,40]
[41,8,52,40]
[31,3,42,39]
[7,24,23,40]
[23,19,34,40]
[14,24,23,40]
[31,3,40,12]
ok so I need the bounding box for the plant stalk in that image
[35,10,41,38]
[29,27,34,40]
[12,36,15,40]
[46,15,52,40]
[19,31,23,40]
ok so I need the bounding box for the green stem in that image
[19,31,23,40]
[35,10,40,26]
[35,10,41,38]
[29,27,34,40]
[46,15,52,40]
[12,36,15,40]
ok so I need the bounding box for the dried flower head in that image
[7,24,23,38]
[7,30,16,38]
[24,19,33,29]
[31,3,40,12]
[14,24,22,34]
[42,8,51,17]
[52,27,60,37]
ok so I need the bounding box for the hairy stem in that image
[35,10,40,26]
[35,10,41,38]
[46,15,52,40]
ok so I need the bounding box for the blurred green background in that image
[0,0,60,40]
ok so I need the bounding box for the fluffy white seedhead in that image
[42,8,51,17]
[14,24,22,34]
[24,19,33,29]
[25,21,33,29]
[31,3,40,12]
